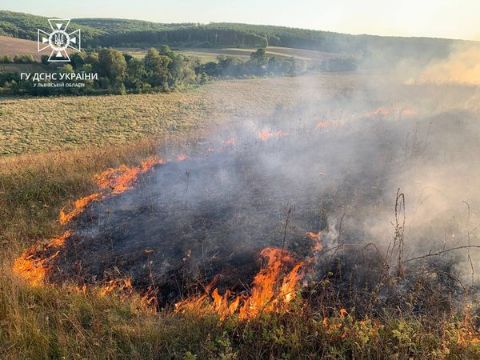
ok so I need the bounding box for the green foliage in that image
[0,45,297,96]
[200,49,297,77]
[97,48,127,83]
[0,55,12,64]
[61,63,74,73]
[0,10,466,66]
[0,10,102,42]
[12,54,35,64]
[40,55,49,65]
[144,48,171,87]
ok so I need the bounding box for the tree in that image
[126,57,146,90]
[0,55,12,64]
[61,64,74,73]
[159,45,174,57]
[144,48,171,88]
[97,49,127,84]
[70,52,86,69]
[250,48,267,63]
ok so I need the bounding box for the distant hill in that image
[1,10,479,66]
[0,11,102,42]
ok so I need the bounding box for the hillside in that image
[0,35,40,59]
[1,10,479,66]
[0,10,102,42]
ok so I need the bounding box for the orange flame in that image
[363,106,417,120]
[223,137,236,146]
[315,120,335,129]
[59,193,101,224]
[58,157,164,225]
[95,156,165,194]
[364,107,393,118]
[176,154,188,162]
[14,157,165,288]
[99,277,134,297]
[400,107,417,118]
[176,247,304,320]
[12,231,72,286]
[258,130,288,141]
[306,231,323,252]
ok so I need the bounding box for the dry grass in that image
[120,46,336,63]
[0,35,41,60]
[120,46,338,64]
[3,75,480,358]
[0,74,349,156]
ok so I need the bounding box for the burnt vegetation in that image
[3,10,480,359]
[21,100,480,328]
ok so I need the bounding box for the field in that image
[2,73,480,359]
[0,35,43,60]
[121,46,339,64]
[0,73,358,155]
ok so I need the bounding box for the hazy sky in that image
[2,0,480,40]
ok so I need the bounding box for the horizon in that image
[1,0,479,41]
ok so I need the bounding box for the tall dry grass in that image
[0,138,479,359]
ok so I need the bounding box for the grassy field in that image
[2,75,480,358]
[0,35,45,61]
[120,46,338,64]
[2,128,479,360]
[0,73,355,155]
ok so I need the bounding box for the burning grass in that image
[10,107,480,328]
[4,79,480,358]
[176,247,304,320]
[12,156,165,290]
[3,136,480,359]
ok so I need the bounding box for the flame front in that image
[59,193,101,224]
[306,231,323,252]
[95,157,165,194]
[14,157,165,287]
[176,247,304,320]
[12,231,72,286]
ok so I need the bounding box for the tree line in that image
[0,47,300,96]
[0,55,36,64]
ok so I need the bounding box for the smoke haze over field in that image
[413,46,480,85]
[27,64,480,309]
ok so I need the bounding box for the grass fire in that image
[7,82,480,357]
[2,5,480,357]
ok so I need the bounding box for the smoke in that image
[410,45,480,85]
[32,52,480,311]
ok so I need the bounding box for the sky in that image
[2,0,480,40]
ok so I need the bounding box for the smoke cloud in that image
[411,45,480,85]
[30,50,480,310]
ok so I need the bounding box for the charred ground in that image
[20,97,480,319]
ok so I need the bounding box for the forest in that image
[0,10,471,63]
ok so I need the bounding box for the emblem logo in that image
[37,19,81,63]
